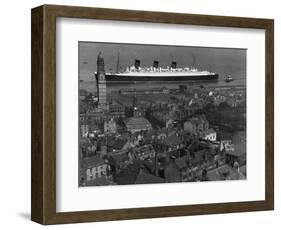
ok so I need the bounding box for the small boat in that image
[225,75,234,82]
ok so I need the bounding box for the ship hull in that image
[102,74,219,82]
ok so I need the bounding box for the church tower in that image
[96,53,107,108]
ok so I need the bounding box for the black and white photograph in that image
[78,42,247,187]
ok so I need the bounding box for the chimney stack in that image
[134,59,140,69]
[153,61,159,68]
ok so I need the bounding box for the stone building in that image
[184,115,209,134]
[84,156,108,182]
[96,53,107,108]
[104,118,117,134]
[125,117,152,133]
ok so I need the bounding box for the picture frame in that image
[31,4,274,225]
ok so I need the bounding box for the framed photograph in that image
[31,5,274,225]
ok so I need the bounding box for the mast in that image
[191,53,196,68]
[116,52,120,73]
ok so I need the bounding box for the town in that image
[78,56,247,186]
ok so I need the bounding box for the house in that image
[164,159,182,183]
[184,115,209,134]
[79,107,106,123]
[174,155,189,171]
[225,142,246,167]
[113,162,141,185]
[166,118,174,129]
[79,89,89,100]
[125,117,152,133]
[135,169,165,184]
[162,87,170,94]
[232,131,247,144]
[106,137,128,152]
[80,138,97,157]
[207,164,235,181]
[202,128,217,141]
[85,177,116,186]
[104,118,117,134]
[207,163,246,181]
[164,133,183,150]
[88,123,102,136]
[213,95,226,106]
[155,129,176,140]
[109,150,130,172]
[108,100,125,118]
[133,144,155,161]
[80,124,88,137]
[84,156,108,182]
[220,140,234,151]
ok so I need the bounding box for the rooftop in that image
[82,155,105,168]
[165,134,182,147]
[175,155,188,169]
[226,142,246,157]
[135,170,164,184]
[125,117,152,130]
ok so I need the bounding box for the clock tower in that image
[96,53,107,108]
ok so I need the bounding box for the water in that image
[80,75,246,94]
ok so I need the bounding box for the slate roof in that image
[175,155,188,170]
[226,142,246,157]
[165,134,182,147]
[135,170,165,184]
[83,155,105,168]
[125,117,152,131]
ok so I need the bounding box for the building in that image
[135,169,165,184]
[174,155,189,173]
[232,131,246,144]
[104,118,117,134]
[164,157,182,183]
[80,108,105,123]
[133,144,155,161]
[164,133,183,150]
[118,87,169,95]
[84,156,108,182]
[125,117,152,133]
[166,118,175,129]
[88,123,102,136]
[108,100,125,118]
[96,53,107,107]
[80,124,89,137]
[79,89,89,100]
[106,137,128,152]
[202,128,217,141]
[225,142,246,167]
[220,140,234,151]
[184,115,209,134]
[207,163,246,181]
[108,150,130,173]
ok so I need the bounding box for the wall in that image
[0,0,279,228]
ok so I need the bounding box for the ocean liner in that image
[95,53,219,82]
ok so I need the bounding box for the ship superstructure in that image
[95,54,219,82]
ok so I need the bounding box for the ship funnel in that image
[171,61,177,69]
[153,61,159,68]
[135,59,140,69]
[97,52,105,74]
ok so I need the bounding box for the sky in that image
[79,42,246,81]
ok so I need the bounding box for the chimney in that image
[97,52,105,74]
[153,61,159,68]
[171,61,177,69]
[134,59,140,69]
